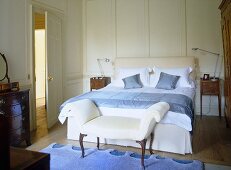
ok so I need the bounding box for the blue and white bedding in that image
[60,85,195,131]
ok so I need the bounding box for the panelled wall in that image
[63,0,83,100]
[83,0,223,116]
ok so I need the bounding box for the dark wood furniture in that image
[0,114,10,169]
[219,0,231,127]
[200,78,221,118]
[10,147,50,170]
[0,89,31,146]
[90,77,111,91]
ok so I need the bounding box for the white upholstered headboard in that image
[114,56,196,79]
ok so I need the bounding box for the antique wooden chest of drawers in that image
[0,89,31,146]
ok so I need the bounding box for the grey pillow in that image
[155,72,180,90]
[122,74,143,89]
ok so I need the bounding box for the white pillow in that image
[111,67,150,87]
[150,67,193,88]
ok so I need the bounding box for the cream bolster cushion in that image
[145,102,170,122]
[58,103,74,124]
[58,99,100,125]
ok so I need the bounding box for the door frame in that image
[28,2,64,131]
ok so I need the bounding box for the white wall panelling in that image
[186,0,223,78]
[149,0,186,56]
[64,0,82,77]
[0,0,30,85]
[116,0,149,57]
[84,0,115,75]
[64,79,83,101]
[63,0,83,100]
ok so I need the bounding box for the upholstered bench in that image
[63,99,170,167]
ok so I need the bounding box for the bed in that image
[60,56,196,155]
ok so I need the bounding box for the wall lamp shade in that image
[192,48,220,80]
[97,58,110,77]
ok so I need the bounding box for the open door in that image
[45,11,63,128]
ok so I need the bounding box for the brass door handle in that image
[48,76,54,81]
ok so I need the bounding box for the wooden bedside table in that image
[200,78,221,119]
[90,77,111,91]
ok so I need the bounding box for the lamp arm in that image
[213,54,220,79]
[197,48,220,56]
[97,59,104,77]
[218,55,223,78]
[192,48,221,79]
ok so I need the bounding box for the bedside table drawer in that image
[90,77,111,90]
[90,80,105,89]
[201,82,219,94]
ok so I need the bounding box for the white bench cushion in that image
[81,116,141,140]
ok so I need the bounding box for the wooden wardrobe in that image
[219,0,231,127]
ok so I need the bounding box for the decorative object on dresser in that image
[90,77,111,91]
[200,78,221,119]
[0,52,10,83]
[203,74,210,80]
[0,52,19,93]
[0,89,31,146]
[219,0,231,128]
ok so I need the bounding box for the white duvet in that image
[97,85,195,131]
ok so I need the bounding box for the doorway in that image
[34,12,48,137]
[31,7,63,132]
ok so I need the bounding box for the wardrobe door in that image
[227,5,231,126]
[220,0,231,127]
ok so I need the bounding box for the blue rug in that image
[40,143,203,170]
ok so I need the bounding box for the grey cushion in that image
[155,72,180,90]
[122,74,143,89]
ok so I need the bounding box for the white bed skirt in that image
[67,116,192,155]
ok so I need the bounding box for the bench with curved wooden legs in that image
[79,130,154,167]
[72,99,169,168]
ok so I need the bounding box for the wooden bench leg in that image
[149,132,154,154]
[136,139,147,168]
[79,133,87,158]
[97,137,100,149]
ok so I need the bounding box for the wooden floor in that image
[31,98,48,143]
[27,104,231,166]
